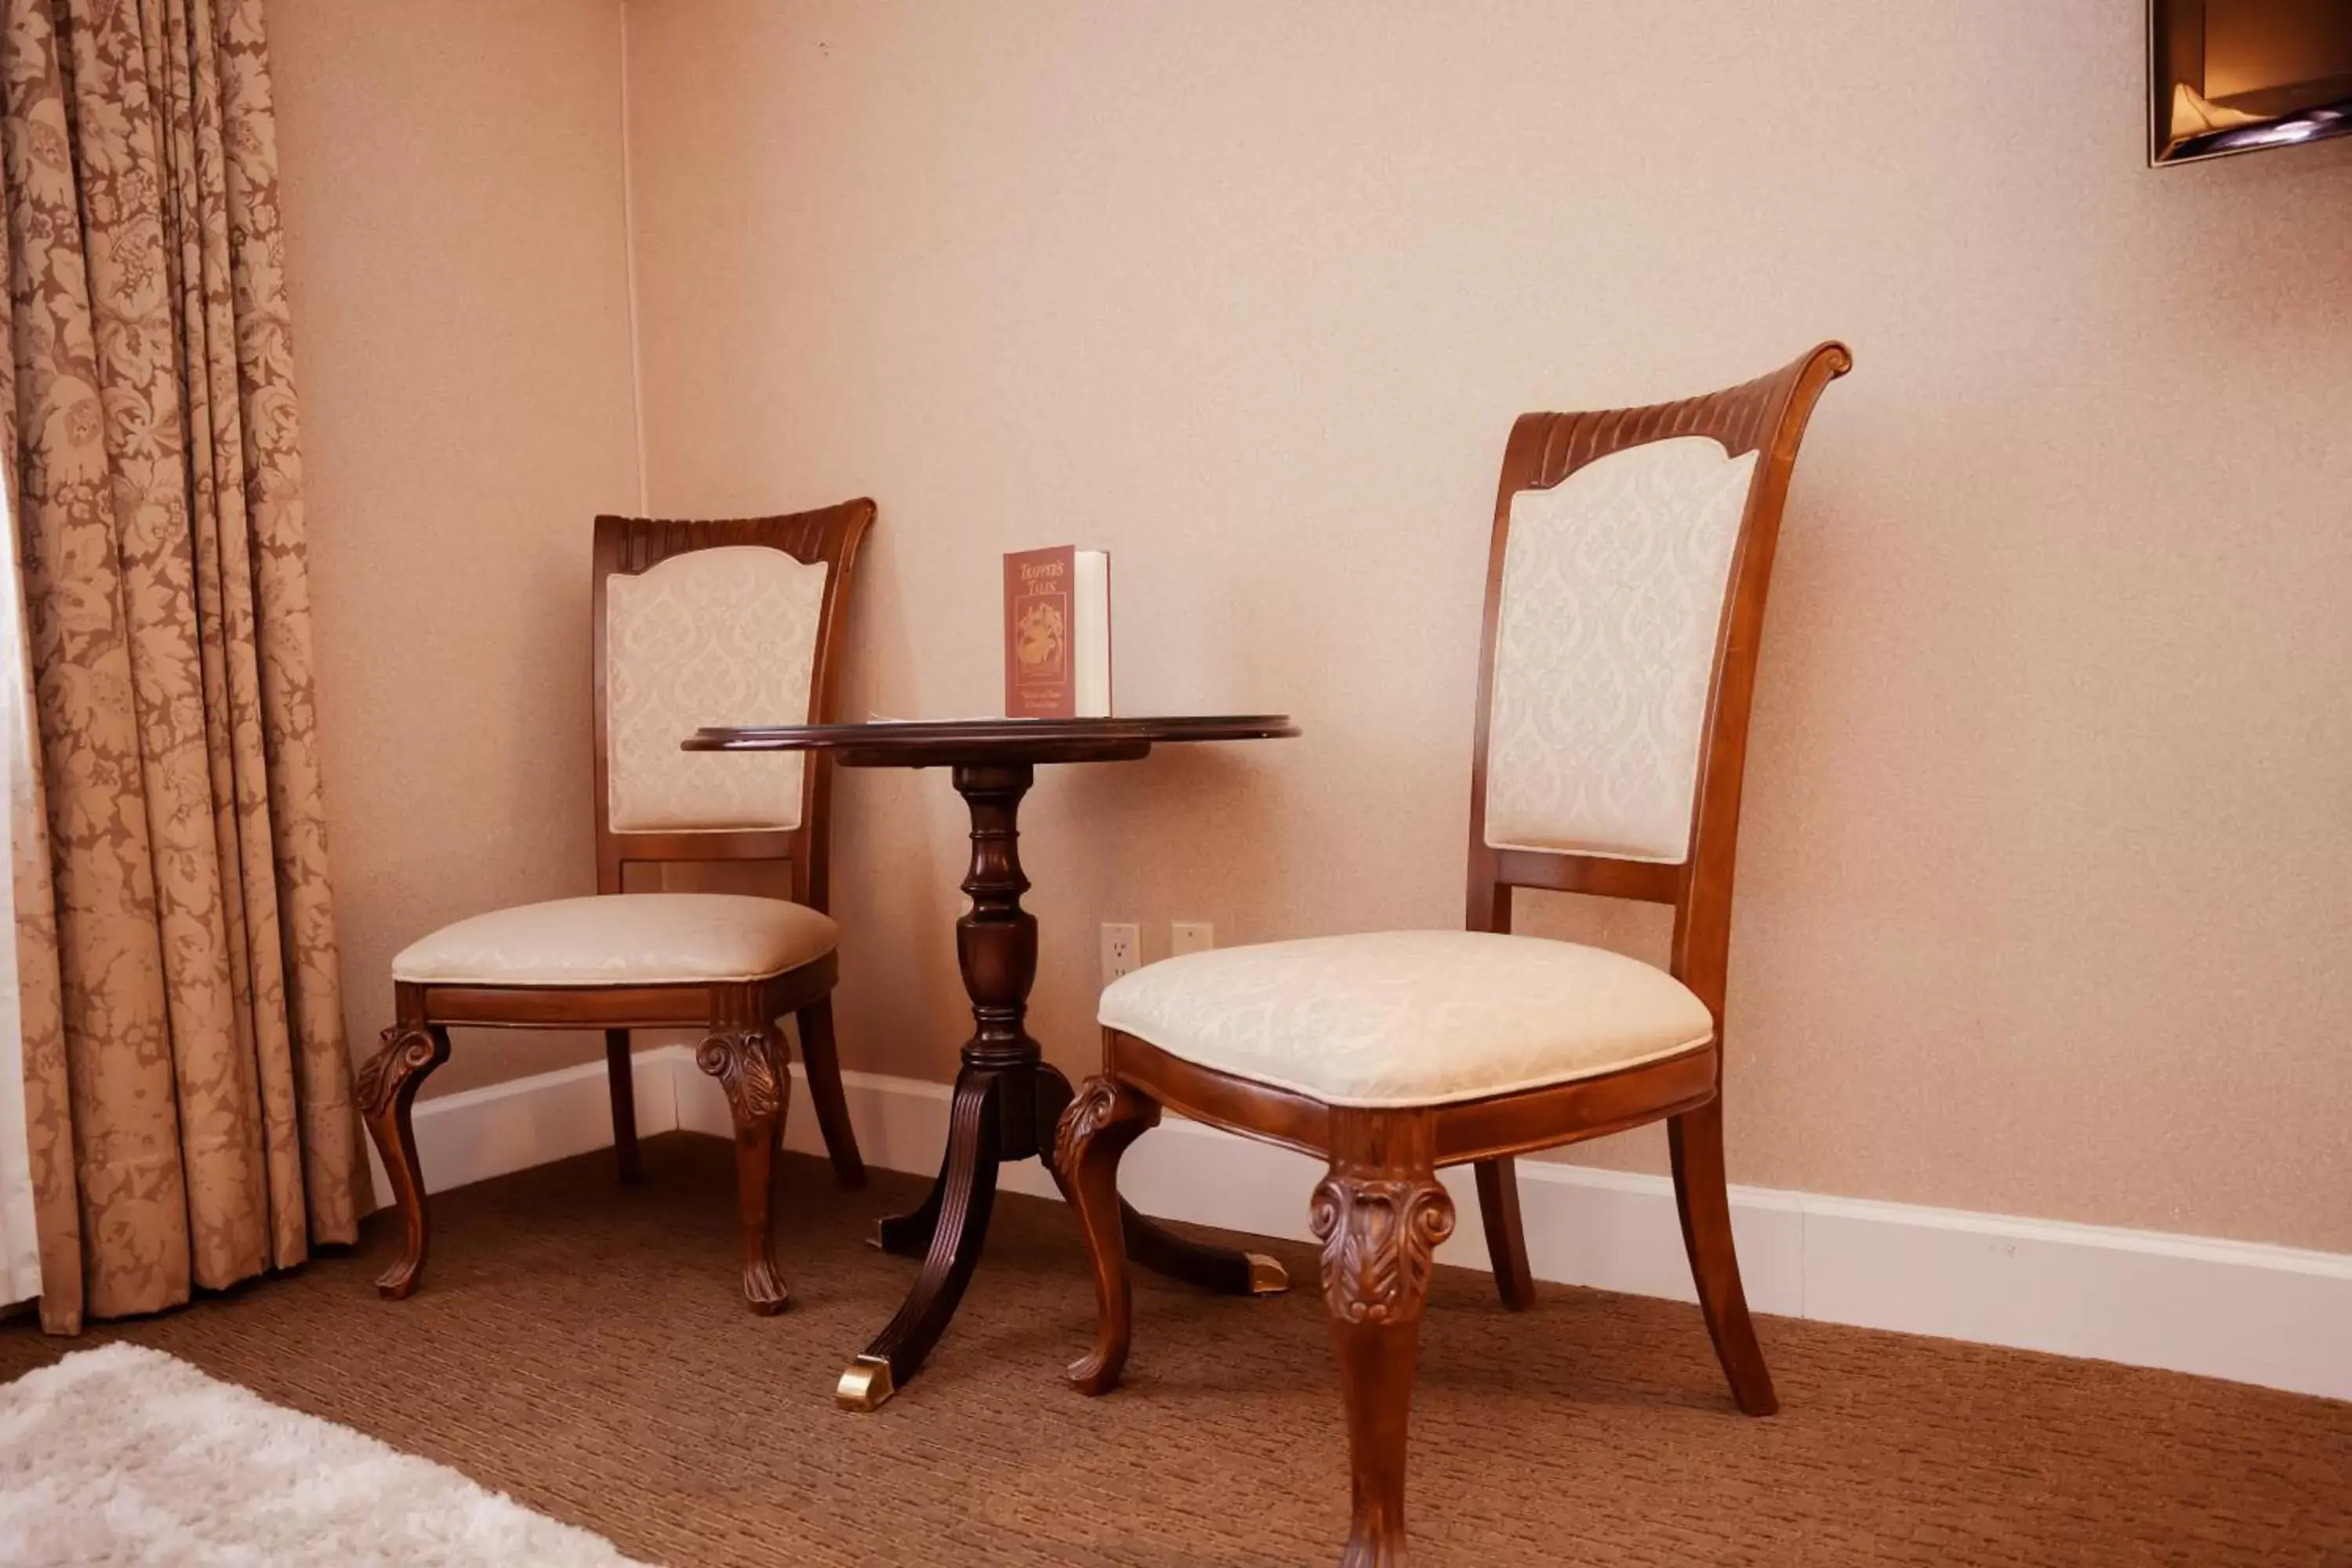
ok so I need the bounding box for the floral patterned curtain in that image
[0,0,361,1334]
[1,506,40,1307]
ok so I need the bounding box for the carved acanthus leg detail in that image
[359,1022,450,1300]
[1053,1073,1161,1394]
[698,1027,791,1314]
[1054,1073,1158,1183]
[1312,1166,1454,1567]
[1310,1173,1456,1325]
[698,1028,786,1123]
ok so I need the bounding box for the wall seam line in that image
[617,0,651,516]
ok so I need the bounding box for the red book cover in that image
[1004,546,1075,719]
[1004,546,1112,718]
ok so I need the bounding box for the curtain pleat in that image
[1,0,361,1334]
[0,171,81,1319]
[1,425,47,1307]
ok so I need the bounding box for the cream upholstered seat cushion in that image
[390,894,837,987]
[1098,931,1713,1109]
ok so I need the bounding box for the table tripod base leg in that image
[840,1069,1002,1410]
[1120,1201,1290,1295]
[873,1141,950,1257]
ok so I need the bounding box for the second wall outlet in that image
[1171,921,1214,956]
[1101,923,1142,987]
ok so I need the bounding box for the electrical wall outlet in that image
[1171,921,1215,956]
[1100,923,1142,987]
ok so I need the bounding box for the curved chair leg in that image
[1472,1156,1537,1310]
[358,1022,451,1299]
[794,996,866,1189]
[1053,1075,1161,1394]
[698,1025,791,1314]
[1668,1094,1777,1415]
[1312,1163,1455,1568]
[604,1029,642,1185]
[1039,1062,1286,1299]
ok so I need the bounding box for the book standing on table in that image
[1004,546,1111,718]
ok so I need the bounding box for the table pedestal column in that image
[838,761,1281,1411]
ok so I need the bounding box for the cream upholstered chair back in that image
[590,503,876,909]
[1465,346,1851,1015]
[606,548,823,833]
[1480,434,1760,865]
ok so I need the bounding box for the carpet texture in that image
[0,1134,2344,1566]
[0,1342,641,1566]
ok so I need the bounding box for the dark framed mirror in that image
[2151,0,2352,165]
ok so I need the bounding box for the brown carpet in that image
[2,1134,2345,1566]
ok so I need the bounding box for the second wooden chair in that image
[359,501,875,1314]
[1058,348,1850,1565]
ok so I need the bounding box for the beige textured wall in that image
[621,0,2352,1251]
[268,0,640,1094]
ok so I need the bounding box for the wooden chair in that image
[1057,347,1850,1565]
[359,501,876,1315]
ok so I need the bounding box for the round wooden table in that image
[684,715,1301,1409]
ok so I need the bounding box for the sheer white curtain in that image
[0,484,44,1308]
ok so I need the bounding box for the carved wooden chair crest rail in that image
[1056,345,1853,1566]
[358,500,877,1314]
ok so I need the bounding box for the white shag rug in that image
[0,1344,648,1566]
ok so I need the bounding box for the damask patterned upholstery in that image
[1483,436,1759,862]
[1098,931,1714,1109]
[391,894,838,986]
[604,546,828,833]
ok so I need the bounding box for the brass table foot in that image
[1247,1253,1290,1295]
[837,1355,897,1412]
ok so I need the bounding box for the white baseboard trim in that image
[364,1051,678,1211]
[385,1045,2352,1403]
